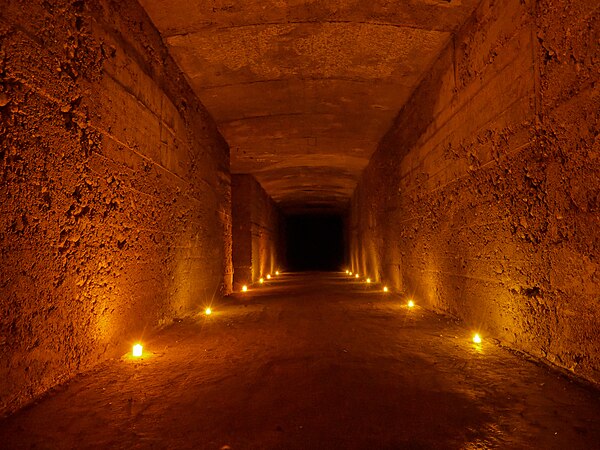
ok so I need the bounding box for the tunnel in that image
[1,0,599,447]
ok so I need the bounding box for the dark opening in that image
[285,214,344,271]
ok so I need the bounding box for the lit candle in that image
[407,300,415,308]
[275,271,280,276]
[205,307,212,315]
[132,343,143,357]
[473,333,482,344]
[242,285,248,292]
[366,278,371,283]
[383,286,388,292]
[267,274,271,280]
[355,274,359,278]
[259,278,264,284]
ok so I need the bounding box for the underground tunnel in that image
[1,0,599,448]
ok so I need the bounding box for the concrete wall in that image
[0,0,231,416]
[349,0,600,384]
[232,174,284,288]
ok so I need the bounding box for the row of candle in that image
[130,269,482,358]
[130,270,284,357]
[344,268,482,345]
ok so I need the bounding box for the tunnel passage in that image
[1,0,599,429]
[285,215,345,272]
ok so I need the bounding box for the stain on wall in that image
[232,174,284,288]
[0,0,231,416]
[349,0,600,384]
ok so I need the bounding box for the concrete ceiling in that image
[138,0,480,214]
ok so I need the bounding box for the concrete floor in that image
[1,273,599,450]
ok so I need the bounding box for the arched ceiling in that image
[138,0,480,213]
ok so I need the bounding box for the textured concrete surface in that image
[1,273,599,449]
[137,0,481,213]
[2,0,599,429]
[349,0,600,384]
[0,0,230,416]
[232,174,285,288]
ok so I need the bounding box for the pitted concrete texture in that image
[0,0,230,416]
[348,0,600,385]
[138,0,481,213]
[1,273,599,449]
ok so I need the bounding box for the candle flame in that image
[132,344,143,357]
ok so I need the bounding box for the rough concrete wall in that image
[232,175,253,287]
[232,174,284,288]
[0,0,231,416]
[350,0,600,384]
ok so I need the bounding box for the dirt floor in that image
[1,272,599,449]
